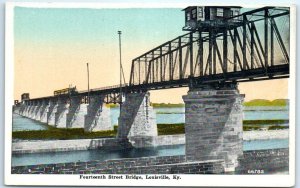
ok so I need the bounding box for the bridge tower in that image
[128,6,289,171]
[182,6,244,172]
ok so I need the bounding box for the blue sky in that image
[14,7,185,46]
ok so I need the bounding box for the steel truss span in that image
[25,7,290,104]
[129,7,289,90]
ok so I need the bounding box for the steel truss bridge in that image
[25,6,290,105]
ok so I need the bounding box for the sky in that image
[14,6,289,103]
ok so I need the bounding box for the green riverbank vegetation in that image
[12,127,116,140]
[105,99,288,108]
[106,103,185,108]
[243,99,289,106]
[12,119,288,140]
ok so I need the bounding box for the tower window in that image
[198,7,203,18]
[232,10,240,19]
[186,12,191,21]
[191,9,197,19]
[216,8,224,17]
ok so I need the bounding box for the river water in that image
[12,106,289,167]
[12,139,288,166]
[13,106,289,131]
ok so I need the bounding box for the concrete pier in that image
[16,105,25,116]
[47,100,58,126]
[55,98,69,128]
[28,105,37,119]
[33,102,42,121]
[13,105,21,115]
[117,92,157,146]
[40,101,50,123]
[24,105,29,116]
[23,105,30,117]
[84,95,112,132]
[183,84,244,172]
[66,97,87,128]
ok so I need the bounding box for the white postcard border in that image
[4,2,296,187]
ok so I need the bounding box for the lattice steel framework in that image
[129,7,290,90]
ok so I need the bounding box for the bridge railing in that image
[78,83,128,94]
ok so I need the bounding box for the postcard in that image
[5,2,296,187]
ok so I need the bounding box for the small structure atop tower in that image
[183,6,242,32]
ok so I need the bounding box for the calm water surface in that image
[12,139,288,166]
[12,106,289,167]
[12,114,48,131]
[13,106,289,131]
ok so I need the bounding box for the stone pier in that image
[23,105,30,117]
[13,105,20,115]
[66,97,87,128]
[33,102,43,121]
[47,99,58,126]
[17,104,25,116]
[28,104,37,119]
[117,92,157,147]
[40,101,50,123]
[182,84,244,172]
[55,98,69,128]
[84,95,112,132]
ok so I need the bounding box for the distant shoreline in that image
[106,99,289,108]
[12,121,288,140]
[149,99,289,108]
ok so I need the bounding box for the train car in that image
[54,86,77,96]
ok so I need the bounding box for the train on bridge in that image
[53,86,78,96]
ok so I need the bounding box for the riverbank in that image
[12,127,116,140]
[12,120,289,140]
[12,129,289,154]
[243,129,289,141]
[12,135,185,154]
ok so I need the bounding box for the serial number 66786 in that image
[247,169,265,174]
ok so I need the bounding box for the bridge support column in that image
[55,98,69,128]
[47,99,58,126]
[26,103,33,117]
[13,105,20,114]
[17,104,25,116]
[67,97,87,128]
[23,104,30,117]
[84,95,112,132]
[33,101,43,121]
[182,84,244,172]
[40,100,50,123]
[28,103,38,119]
[21,104,28,116]
[117,92,157,147]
